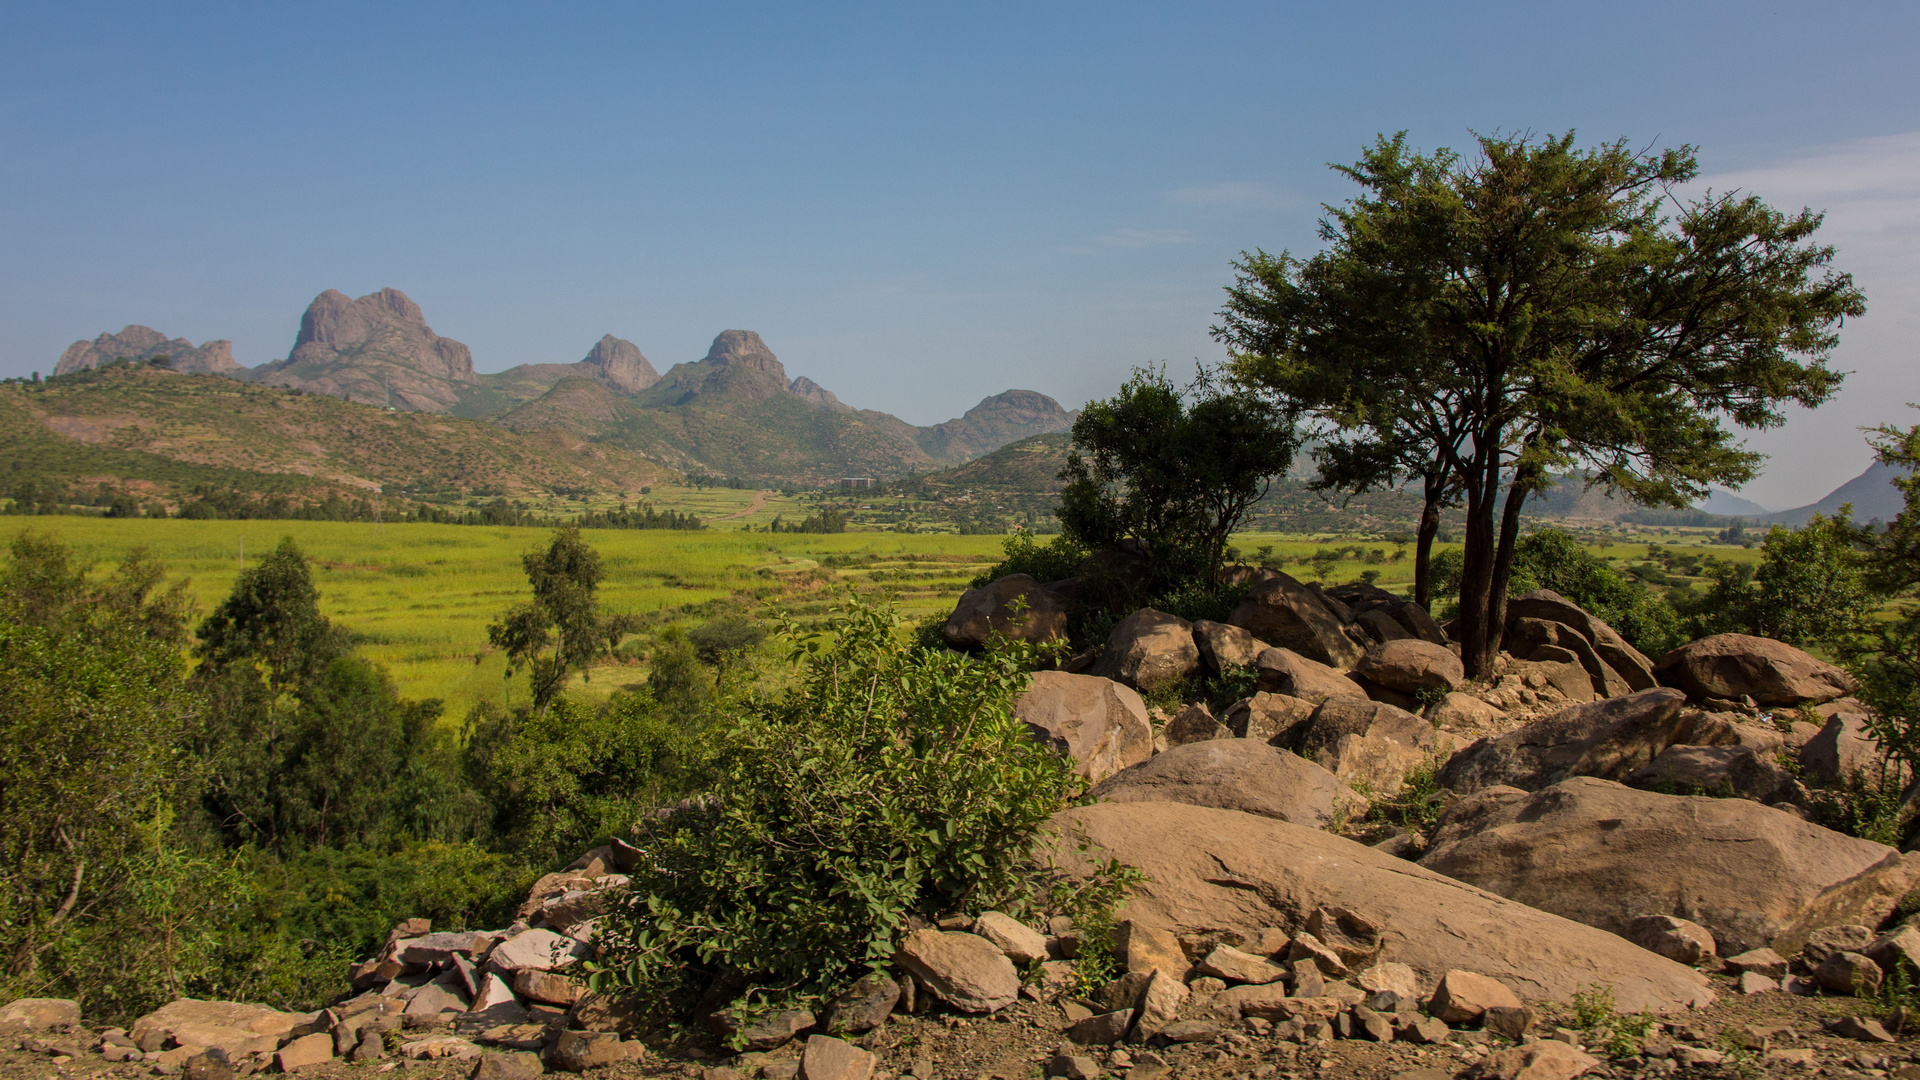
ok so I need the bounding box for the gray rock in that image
[1655,634,1857,707]
[1162,702,1227,747]
[1506,589,1657,691]
[1355,640,1464,694]
[1436,689,1691,794]
[473,1051,546,1080]
[1091,609,1200,692]
[1088,738,1356,828]
[1253,648,1368,704]
[943,574,1072,651]
[823,974,898,1036]
[1015,671,1154,785]
[1815,952,1884,997]
[544,1030,631,1072]
[249,288,477,412]
[1192,620,1265,674]
[972,912,1048,964]
[1230,574,1366,668]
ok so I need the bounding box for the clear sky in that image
[3,2,1915,508]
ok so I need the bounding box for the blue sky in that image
[3,1,1916,507]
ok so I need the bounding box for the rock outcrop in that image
[1090,609,1200,692]
[1088,739,1355,827]
[1419,777,1908,954]
[249,288,476,412]
[1044,801,1716,1013]
[1229,574,1367,669]
[1655,634,1858,707]
[55,325,241,377]
[942,574,1072,651]
[1013,672,1153,784]
[1436,689,1690,794]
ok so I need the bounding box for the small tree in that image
[1216,131,1864,676]
[1680,510,1874,649]
[489,527,635,713]
[1058,366,1296,591]
[1848,424,1920,772]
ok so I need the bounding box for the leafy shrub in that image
[974,531,1089,588]
[589,592,1077,1022]
[1678,511,1874,650]
[464,691,698,870]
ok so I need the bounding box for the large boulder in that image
[1354,640,1463,694]
[1626,744,1798,803]
[942,574,1071,651]
[893,930,1019,1013]
[1221,692,1317,743]
[1506,590,1657,691]
[1436,688,1690,794]
[1229,574,1366,668]
[1014,671,1153,784]
[1654,634,1857,707]
[1507,616,1631,699]
[1254,648,1368,704]
[1192,620,1266,674]
[1042,801,1715,1013]
[1088,739,1356,828]
[1419,777,1907,954]
[1799,699,1904,787]
[1291,698,1438,795]
[1091,609,1201,692]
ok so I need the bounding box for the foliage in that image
[589,591,1077,1018]
[687,614,768,693]
[1219,130,1865,677]
[1844,422,1920,777]
[464,691,698,870]
[489,527,639,713]
[1039,839,1148,999]
[1678,511,1873,650]
[1058,366,1296,591]
[974,530,1090,588]
[1509,528,1683,656]
[193,538,472,852]
[0,533,199,993]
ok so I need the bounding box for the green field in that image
[2,517,1762,718]
[1,517,1009,717]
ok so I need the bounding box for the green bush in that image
[1509,529,1682,656]
[464,691,698,870]
[1677,511,1874,651]
[973,530,1089,588]
[588,591,1077,1026]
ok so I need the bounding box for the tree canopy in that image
[1057,367,1297,590]
[1217,131,1864,675]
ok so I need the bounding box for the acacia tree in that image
[489,527,635,713]
[1215,131,1863,676]
[1057,367,1297,591]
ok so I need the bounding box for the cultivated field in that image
[1,517,1760,718]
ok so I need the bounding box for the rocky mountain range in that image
[55,326,242,377]
[51,289,1075,483]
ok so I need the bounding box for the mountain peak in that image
[579,335,659,393]
[254,287,475,412]
[704,330,786,378]
[54,325,239,376]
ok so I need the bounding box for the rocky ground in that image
[6,571,1917,1080]
[3,969,1918,1080]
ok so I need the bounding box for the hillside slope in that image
[500,331,1076,483]
[2,364,676,506]
[1765,460,1911,527]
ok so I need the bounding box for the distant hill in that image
[499,331,1076,484]
[55,325,242,377]
[55,295,1075,484]
[908,432,1073,495]
[1696,488,1775,517]
[1,363,675,509]
[1765,460,1911,527]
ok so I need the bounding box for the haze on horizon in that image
[2,2,1915,508]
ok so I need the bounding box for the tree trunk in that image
[1484,474,1533,672]
[1414,474,1444,610]
[1457,440,1502,680]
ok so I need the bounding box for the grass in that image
[2,517,1007,718]
[3,517,1759,719]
